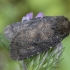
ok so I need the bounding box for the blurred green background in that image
[0,0,70,70]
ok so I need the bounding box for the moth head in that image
[55,16,70,35]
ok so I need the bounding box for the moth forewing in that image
[9,16,70,60]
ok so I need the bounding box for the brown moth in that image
[4,16,70,60]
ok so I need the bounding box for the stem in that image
[22,60,28,70]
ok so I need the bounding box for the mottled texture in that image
[4,16,70,60]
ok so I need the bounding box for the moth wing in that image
[10,29,66,60]
[4,21,29,41]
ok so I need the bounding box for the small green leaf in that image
[23,44,64,70]
[0,33,10,51]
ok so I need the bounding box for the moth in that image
[4,15,70,60]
